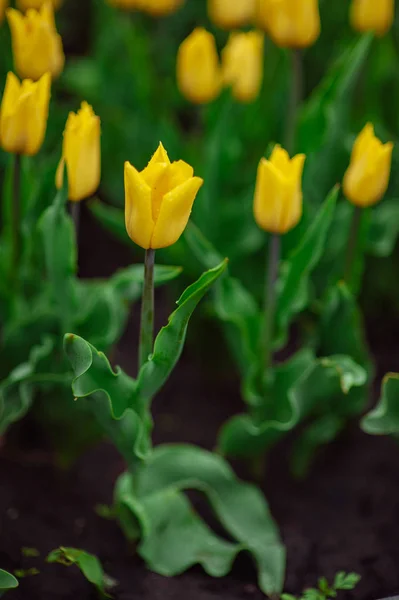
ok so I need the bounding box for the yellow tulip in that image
[343,123,393,208]
[0,71,51,156]
[177,28,222,104]
[254,145,306,234]
[16,0,61,10]
[56,102,101,202]
[208,0,256,29]
[350,0,394,36]
[138,0,184,16]
[258,0,321,48]
[7,3,64,81]
[0,0,9,23]
[222,31,264,103]
[124,143,203,249]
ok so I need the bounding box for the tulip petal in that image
[151,176,203,249]
[253,158,285,234]
[125,161,154,249]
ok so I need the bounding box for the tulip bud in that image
[350,0,394,36]
[343,123,393,208]
[177,28,222,104]
[138,0,184,16]
[56,102,101,202]
[7,3,65,81]
[254,145,306,234]
[124,143,203,249]
[258,0,321,48]
[222,31,264,103]
[0,0,9,23]
[0,71,51,156]
[16,0,61,10]
[208,0,256,29]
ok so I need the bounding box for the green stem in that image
[70,201,81,239]
[285,48,303,154]
[344,205,362,287]
[11,153,22,277]
[264,234,280,375]
[138,248,155,372]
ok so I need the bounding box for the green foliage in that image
[361,373,399,435]
[281,571,361,600]
[47,547,113,598]
[114,445,285,595]
[0,569,18,595]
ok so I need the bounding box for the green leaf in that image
[218,351,366,458]
[63,334,146,464]
[367,197,399,257]
[275,186,338,348]
[47,547,112,598]
[115,444,285,595]
[136,260,228,402]
[361,373,399,435]
[38,187,77,333]
[0,569,18,591]
[333,571,361,590]
[184,221,224,271]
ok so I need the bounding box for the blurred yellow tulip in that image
[222,31,264,103]
[350,0,394,36]
[208,0,256,29]
[343,123,393,208]
[0,0,9,23]
[0,71,51,156]
[56,102,101,202]
[254,145,306,234]
[7,3,64,80]
[138,0,184,16]
[124,143,203,249]
[16,0,61,10]
[177,28,221,104]
[258,0,321,48]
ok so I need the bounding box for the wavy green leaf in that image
[115,444,285,595]
[0,569,18,592]
[361,373,399,435]
[136,260,228,402]
[218,351,366,458]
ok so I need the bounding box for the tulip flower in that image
[16,0,61,10]
[350,0,394,36]
[7,3,64,81]
[0,71,51,156]
[138,0,184,16]
[258,0,321,48]
[254,145,306,234]
[222,31,264,103]
[124,142,203,249]
[208,0,256,29]
[343,123,393,208]
[56,102,101,202]
[0,0,9,22]
[177,28,222,104]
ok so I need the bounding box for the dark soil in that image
[1,207,399,600]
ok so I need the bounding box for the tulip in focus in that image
[208,0,256,29]
[0,71,51,156]
[16,0,61,10]
[222,31,264,103]
[56,102,101,202]
[258,0,321,48]
[125,143,203,249]
[350,0,394,36]
[177,28,221,104]
[0,0,9,22]
[343,123,393,208]
[254,145,306,234]
[7,2,64,81]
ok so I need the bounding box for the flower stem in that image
[264,234,280,375]
[11,153,22,276]
[285,48,303,154]
[138,248,155,372]
[70,201,80,239]
[344,205,363,288]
